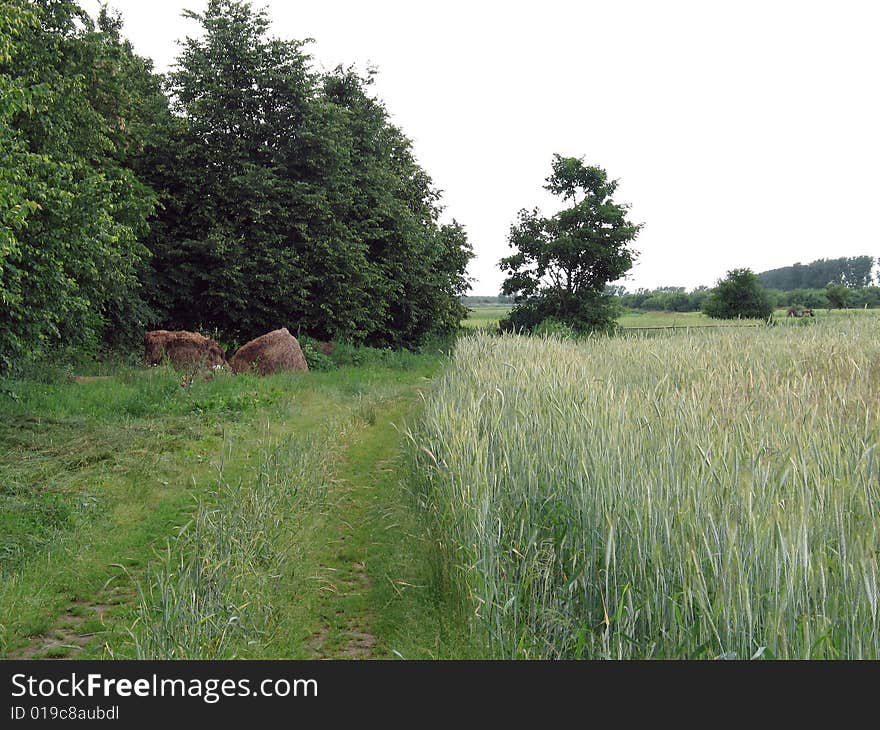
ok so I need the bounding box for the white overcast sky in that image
[82,0,880,294]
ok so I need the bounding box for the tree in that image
[703,269,773,320]
[825,283,850,309]
[499,155,642,333]
[90,5,178,347]
[148,0,470,347]
[318,65,472,346]
[0,0,157,369]
[758,256,875,290]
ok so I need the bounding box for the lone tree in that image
[703,269,773,320]
[824,283,850,309]
[499,155,642,333]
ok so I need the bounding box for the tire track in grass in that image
[302,379,482,661]
[306,408,402,659]
[306,389,456,660]
[123,367,447,660]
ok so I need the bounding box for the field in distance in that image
[462,305,880,329]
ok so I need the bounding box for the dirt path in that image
[306,405,407,659]
[7,585,133,660]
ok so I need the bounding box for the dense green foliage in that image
[824,283,850,309]
[616,286,710,312]
[148,1,471,347]
[777,286,880,311]
[758,255,876,290]
[0,1,160,368]
[0,0,471,370]
[703,268,773,320]
[499,156,641,333]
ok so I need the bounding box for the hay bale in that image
[144,330,227,369]
[230,328,308,375]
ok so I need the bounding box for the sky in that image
[82,0,880,294]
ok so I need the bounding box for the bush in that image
[825,284,851,309]
[298,337,336,371]
[500,292,619,335]
[703,269,773,320]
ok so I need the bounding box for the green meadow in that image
[0,351,474,659]
[2,311,879,659]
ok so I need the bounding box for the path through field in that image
[0,359,474,660]
[306,400,411,659]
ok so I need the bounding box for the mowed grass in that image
[410,317,880,658]
[0,351,470,659]
[460,306,725,330]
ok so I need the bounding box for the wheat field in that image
[409,318,880,658]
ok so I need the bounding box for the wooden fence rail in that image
[618,324,763,332]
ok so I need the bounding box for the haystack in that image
[144,330,227,369]
[230,328,308,375]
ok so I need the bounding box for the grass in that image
[0,347,473,659]
[460,305,880,331]
[462,306,512,329]
[5,314,879,660]
[617,310,751,327]
[409,316,880,658]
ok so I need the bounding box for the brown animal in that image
[230,328,308,375]
[144,330,227,369]
[803,308,815,317]
[317,341,334,356]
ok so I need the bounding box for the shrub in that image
[499,292,619,335]
[298,337,336,371]
[703,268,773,320]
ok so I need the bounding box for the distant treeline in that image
[757,256,877,290]
[612,255,879,314]
[460,295,514,306]
[465,283,880,314]
[613,287,710,312]
[615,285,880,312]
[0,0,472,370]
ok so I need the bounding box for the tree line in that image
[0,0,472,370]
[615,283,880,313]
[757,256,877,290]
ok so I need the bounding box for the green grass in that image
[617,310,748,327]
[460,304,880,331]
[409,317,880,659]
[6,314,879,660]
[461,306,511,329]
[620,308,880,328]
[0,350,473,659]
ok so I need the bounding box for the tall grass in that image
[408,317,880,658]
[130,427,328,659]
